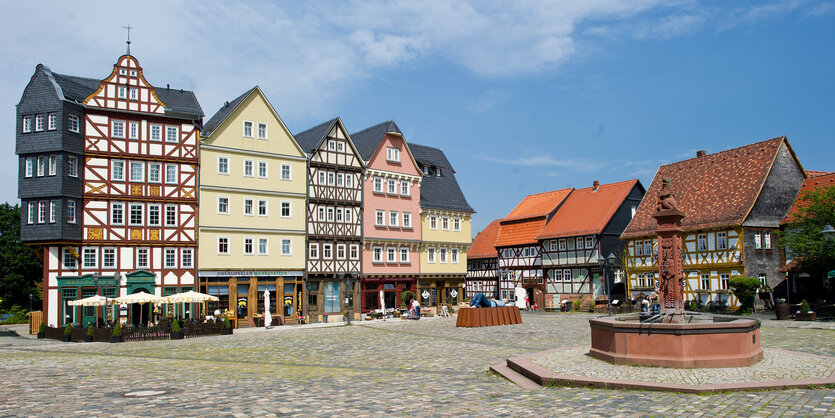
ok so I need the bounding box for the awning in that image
[828,270,835,279]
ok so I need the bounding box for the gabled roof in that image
[622,136,801,239]
[294,117,339,153]
[495,188,573,247]
[350,120,402,161]
[806,170,832,178]
[202,87,255,134]
[537,179,641,240]
[409,143,474,213]
[469,220,502,259]
[783,172,835,224]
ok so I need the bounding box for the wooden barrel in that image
[775,302,790,320]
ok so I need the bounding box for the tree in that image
[779,185,835,278]
[0,203,42,310]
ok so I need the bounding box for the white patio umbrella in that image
[68,295,112,307]
[380,290,385,320]
[264,289,272,328]
[114,291,166,325]
[166,290,219,304]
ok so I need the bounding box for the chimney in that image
[696,150,706,158]
[592,180,599,192]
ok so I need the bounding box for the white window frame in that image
[243,237,254,255]
[345,208,353,223]
[165,164,177,184]
[336,244,346,260]
[427,247,436,263]
[47,113,57,130]
[281,163,291,180]
[165,205,177,226]
[258,200,268,216]
[37,156,45,177]
[281,201,291,218]
[166,125,179,143]
[243,159,254,177]
[350,244,359,260]
[129,87,138,101]
[102,248,116,269]
[386,146,400,162]
[38,201,46,224]
[389,211,398,227]
[429,215,437,230]
[701,274,711,290]
[67,201,76,224]
[400,247,409,263]
[243,121,253,138]
[259,238,269,255]
[441,217,449,231]
[165,248,177,269]
[83,248,98,269]
[218,236,230,255]
[129,203,144,226]
[181,248,193,269]
[217,196,230,214]
[129,121,138,139]
[27,202,34,224]
[49,201,56,223]
[440,248,448,263]
[402,212,411,228]
[68,115,80,133]
[387,179,396,194]
[150,124,162,141]
[373,246,383,263]
[243,199,254,216]
[217,156,230,175]
[137,248,150,269]
[281,239,291,256]
[25,157,33,178]
[111,202,124,225]
[148,204,161,226]
[118,86,126,99]
[375,210,385,226]
[129,161,144,182]
[35,114,44,131]
[48,155,57,176]
[585,236,594,249]
[453,218,461,232]
[698,234,708,251]
[717,232,727,250]
[763,232,772,249]
[257,123,267,139]
[720,273,730,290]
[323,244,333,259]
[335,207,343,223]
[309,243,319,259]
[576,237,584,250]
[451,248,459,263]
[112,120,125,139]
[148,162,161,183]
[373,177,383,193]
[258,161,268,178]
[387,247,396,263]
[22,115,32,133]
[400,180,409,196]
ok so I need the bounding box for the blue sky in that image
[1,1,833,235]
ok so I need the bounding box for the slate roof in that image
[48,67,203,118]
[294,117,339,154]
[409,143,474,213]
[495,188,573,247]
[469,220,502,259]
[783,172,835,224]
[202,87,256,135]
[621,136,794,239]
[350,120,402,161]
[537,179,641,240]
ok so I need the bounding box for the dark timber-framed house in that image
[466,219,501,299]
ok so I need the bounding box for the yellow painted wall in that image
[419,211,471,275]
[198,231,306,270]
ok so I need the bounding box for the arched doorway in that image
[130,288,151,326]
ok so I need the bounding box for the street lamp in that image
[338,272,349,325]
[597,252,618,316]
[93,276,115,325]
[822,224,835,243]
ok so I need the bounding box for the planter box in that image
[36,332,44,339]
[110,335,122,343]
[84,336,93,342]
[795,312,817,321]
[170,331,184,340]
[222,328,233,335]
[63,335,71,342]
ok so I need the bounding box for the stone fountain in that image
[588,179,763,368]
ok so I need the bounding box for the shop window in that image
[324,281,340,313]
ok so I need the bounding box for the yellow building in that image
[198,87,307,326]
[410,144,474,308]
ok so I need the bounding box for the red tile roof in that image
[783,172,835,224]
[468,220,502,259]
[537,179,640,240]
[806,170,832,178]
[622,136,799,239]
[495,218,548,247]
[502,188,573,222]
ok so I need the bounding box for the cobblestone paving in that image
[1,313,833,416]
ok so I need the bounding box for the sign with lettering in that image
[199,270,303,278]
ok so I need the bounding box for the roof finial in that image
[123,24,133,55]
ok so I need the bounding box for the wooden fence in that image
[40,322,225,343]
[27,311,42,335]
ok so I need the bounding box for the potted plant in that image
[572,299,582,312]
[223,317,233,335]
[85,325,94,342]
[774,298,789,320]
[170,317,184,339]
[110,322,122,343]
[795,299,817,321]
[37,322,45,339]
[63,323,72,342]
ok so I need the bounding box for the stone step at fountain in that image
[489,362,541,389]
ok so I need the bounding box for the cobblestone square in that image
[1,312,834,416]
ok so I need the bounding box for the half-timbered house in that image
[537,179,644,309]
[17,54,204,326]
[495,188,573,308]
[621,137,805,309]
[410,144,474,309]
[466,219,502,299]
[198,87,307,326]
[351,121,422,312]
[294,117,364,321]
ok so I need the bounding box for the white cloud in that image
[472,153,598,170]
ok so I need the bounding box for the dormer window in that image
[436,167,442,176]
[422,166,429,175]
[387,147,400,162]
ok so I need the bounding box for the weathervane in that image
[123,24,133,55]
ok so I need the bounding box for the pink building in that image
[351,121,422,312]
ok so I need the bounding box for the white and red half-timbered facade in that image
[466,219,501,299]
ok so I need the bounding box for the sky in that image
[1,0,833,235]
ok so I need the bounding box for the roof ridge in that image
[662,136,785,168]
[351,120,391,136]
[295,117,338,136]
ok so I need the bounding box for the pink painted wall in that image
[363,133,422,275]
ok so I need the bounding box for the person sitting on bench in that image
[469,292,505,308]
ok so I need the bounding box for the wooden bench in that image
[456,306,522,327]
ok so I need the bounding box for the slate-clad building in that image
[410,143,474,309]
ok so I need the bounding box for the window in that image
[451,248,459,263]
[165,164,177,184]
[453,218,461,232]
[37,156,45,176]
[318,171,325,185]
[243,238,254,255]
[49,201,56,223]
[720,274,730,290]
[337,141,344,152]
[48,155,57,176]
[309,243,319,259]
[259,238,269,255]
[576,237,584,249]
[281,164,291,180]
[166,126,178,142]
[635,241,643,256]
[148,163,161,183]
[129,87,138,100]
[243,199,254,216]
[387,179,396,194]
[218,237,229,254]
[400,247,409,263]
[429,215,437,230]
[35,114,45,131]
[129,161,144,182]
[317,207,325,221]
[218,156,229,174]
[759,274,767,287]
[243,121,253,137]
[386,146,400,162]
[111,202,124,225]
[585,236,594,249]
[336,208,343,222]
[327,172,335,185]
[129,203,144,226]
[150,124,161,141]
[281,201,291,218]
[350,244,359,260]
[182,249,193,268]
[67,201,76,223]
[400,180,409,196]
[258,161,268,178]
[48,113,57,130]
[323,244,332,259]
[137,248,149,268]
[373,177,382,192]
[442,217,449,231]
[549,240,558,251]
[697,234,707,251]
[428,247,435,263]
[345,208,352,223]
[701,274,710,290]
[258,200,268,216]
[644,240,653,256]
[336,173,344,187]
[118,86,126,99]
[27,203,34,224]
[328,140,336,151]
[440,248,448,263]
[375,210,384,226]
[337,244,346,259]
[38,201,46,223]
[637,273,646,288]
[346,174,353,188]
[717,232,727,250]
[403,212,411,228]
[387,247,396,263]
[165,205,177,226]
[327,207,334,222]
[112,120,125,138]
[25,157,33,177]
[83,248,97,268]
[165,249,177,268]
[257,123,267,139]
[436,168,442,176]
[148,204,161,226]
[762,232,772,249]
[22,116,32,133]
[243,160,253,177]
[218,197,229,214]
[129,122,138,139]
[68,115,80,133]
[389,211,398,227]
[281,239,291,255]
[373,247,383,263]
[63,248,77,269]
[559,239,567,251]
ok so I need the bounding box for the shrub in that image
[689,299,699,311]
[589,300,596,312]
[64,323,72,336]
[87,325,94,337]
[573,299,582,311]
[224,317,231,328]
[400,290,416,308]
[171,318,181,332]
[729,276,761,314]
[112,322,122,337]
[38,322,46,333]
[800,299,810,314]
